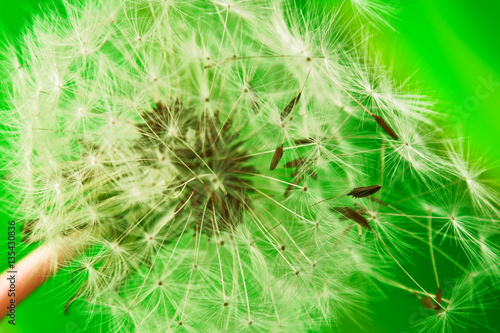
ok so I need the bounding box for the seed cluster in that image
[1,0,499,332]
[137,101,254,234]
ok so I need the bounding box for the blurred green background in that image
[0,0,498,332]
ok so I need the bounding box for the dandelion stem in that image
[0,233,84,318]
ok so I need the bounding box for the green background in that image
[0,0,499,332]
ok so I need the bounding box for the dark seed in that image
[368,197,388,206]
[330,206,348,220]
[270,144,284,171]
[251,99,260,113]
[347,185,382,198]
[295,138,313,144]
[342,207,371,230]
[285,158,304,168]
[436,288,442,314]
[284,184,295,198]
[373,115,398,140]
[421,297,437,310]
[307,170,318,180]
[280,92,302,121]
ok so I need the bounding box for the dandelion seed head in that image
[0,0,498,332]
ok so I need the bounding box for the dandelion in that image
[0,0,499,332]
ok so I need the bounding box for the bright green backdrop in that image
[0,1,498,332]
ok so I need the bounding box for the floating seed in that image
[373,115,398,140]
[342,207,371,230]
[330,207,348,220]
[270,144,284,171]
[347,185,382,198]
[280,92,302,121]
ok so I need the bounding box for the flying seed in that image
[347,185,382,198]
[280,92,301,121]
[342,207,371,230]
[373,115,398,140]
[270,144,284,171]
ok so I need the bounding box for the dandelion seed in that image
[347,185,382,198]
[270,143,284,171]
[373,115,398,140]
[285,158,304,168]
[435,288,442,314]
[421,296,437,310]
[284,184,295,198]
[334,207,371,230]
[280,92,302,121]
